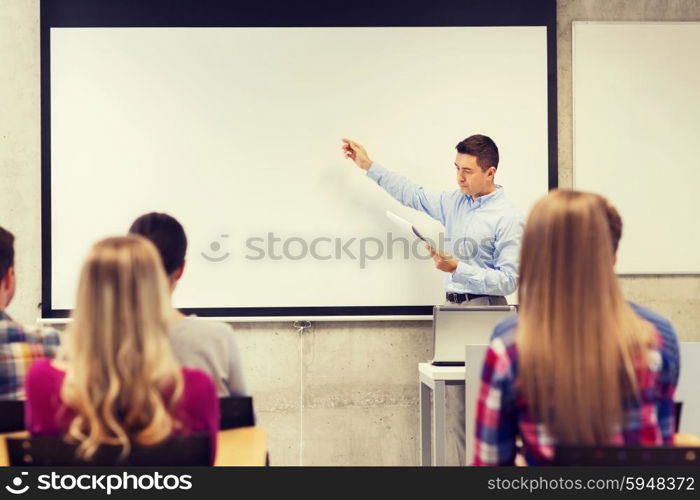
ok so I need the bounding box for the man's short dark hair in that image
[0,226,15,282]
[455,134,499,171]
[128,213,187,275]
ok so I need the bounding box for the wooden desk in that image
[216,427,267,466]
[675,433,700,446]
[0,428,267,466]
[0,431,28,466]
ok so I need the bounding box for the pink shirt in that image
[24,359,219,464]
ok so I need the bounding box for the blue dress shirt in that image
[367,163,524,296]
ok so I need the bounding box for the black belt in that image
[446,292,498,303]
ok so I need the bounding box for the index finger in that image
[343,138,362,149]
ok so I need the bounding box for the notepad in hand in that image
[385,210,429,242]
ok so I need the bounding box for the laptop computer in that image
[431,305,516,366]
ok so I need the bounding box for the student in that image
[129,213,246,397]
[24,236,219,463]
[0,226,60,400]
[593,194,679,386]
[473,190,678,466]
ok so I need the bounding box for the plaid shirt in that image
[473,305,679,466]
[0,310,61,400]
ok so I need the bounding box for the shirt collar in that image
[467,184,504,207]
[0,310,11,321]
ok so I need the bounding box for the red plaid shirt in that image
[0,310,61,400]
[473,312,678,466]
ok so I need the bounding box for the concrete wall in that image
[1,0,42,325]
[1,0,699,466]
[556,0,700,343]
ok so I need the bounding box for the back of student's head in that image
[517,190,654,445]
[128,213,187,276]
[592,193,623,254]
[63,235,183,459]
[0,226,14,282]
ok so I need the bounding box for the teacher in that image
[342,134,524,465]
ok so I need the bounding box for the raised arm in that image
[342,138,450,224]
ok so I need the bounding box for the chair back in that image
[6,434,211,466]
[553,445,700,466]
[220,395,255,430]
[0,400,25,433]
[675,401,683,433]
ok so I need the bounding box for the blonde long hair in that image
[517,190,655,444]
[61,236,183,459]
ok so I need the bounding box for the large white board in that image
[573,22,700,274]
[49,27,550,312]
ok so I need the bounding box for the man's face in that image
[455,153,494,197]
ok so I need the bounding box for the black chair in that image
[219,395,255,430]
[6,434,211,466]
[219,396,268,465]
[0,400,25,433]
[553,445,700,466]
[0,396,256,433]
[675,401,683,433]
